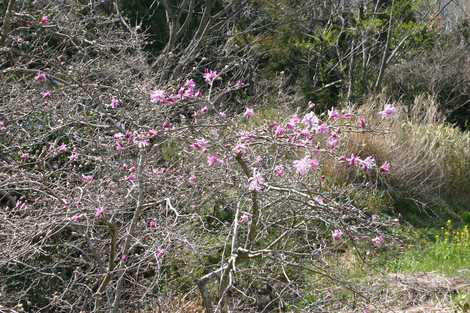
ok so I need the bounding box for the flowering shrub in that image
[0,2,403,313]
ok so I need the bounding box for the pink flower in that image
[188,175,197,185]
[186,79,196,93]
[233,143,248,156]
[192,138,209,152]
[57,143,68,153]
[346,154,361,167]
[199,106,209,114]
[41,90,51,98]
[20,152,29,161]
[243,107,255,119]
[127,173,137,183]
[35,71,47,82]
[207,154,224,167]
[302,112,319,128]
[134,138,150,149]
[120,255,129,262]
[69,214,81,222]
[239,212,252,224]
[274,165,285,177]
[274,125,285,137]
[81,175,94,184]
[316,123,329,134]
[287,115,301,129]
[15,200,26,210]
[147,129,159,138]
[218,112,226,118]
[358,116,367,129]
[332,229,343,241]
[95,207,105,218]
[248,170,265,192]
[342,111,353,120]
[372,234,385,248]
[379,104,397,119]
[69,146,78,161]
[360,156,376,170]
[147,218,158,229]
[40,15,49,26]
[162,120,172,129]
[110,97,120,109]
[155,247,166,259]
[203,69,219,85]
[150,89,167,103]
[328,108,341,121]
[239,131,256,143]
[380,161,391,174]
[293,156,318,176]
[327,133,339,149]
[115,141,124,152]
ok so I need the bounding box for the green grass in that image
[388,221,470,278]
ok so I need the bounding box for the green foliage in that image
[388,221,470,278]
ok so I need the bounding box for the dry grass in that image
[346,94,470,204]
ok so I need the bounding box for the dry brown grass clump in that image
[346,95,470,204]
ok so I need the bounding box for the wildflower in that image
[218,112,226,118]
[57,143,68,154]
[313,196,325,205]
[185,79,196,93]
[150,89,167,103]
[332,229,343,241]
[372,234,385,248]
[134,138,150,149]
[358,116,367,129]
[328,108,341,121]
[274,125,285,137]
[287,115,301,129]
[316,123,329,134]
[40,15,49,26]
[20,152,29,161]
[147,218,158,229]
[207,154,224,167]
[188,175,197,185]
[155,247,166,259]
[302,112,319,128]
[69,214,81,222]
[199,106,209,114]
[379,104,397,119]
[110,97,120,109]
[0,120,5,131]
[35,71,47,82]
[162,120,172,129]
[95,207,105,218]
[41,90,51,98]
[380,161,391,174]
[346,154,361,167]
[239,212,252,224]
[81,175,94,184]
[342,111,353,120]
[360,156,376,170]
[203,69,219,85]
[115,141,124,152]
[327,133,339,149]
[274,165,285,177]
[233,143,247,155]
[69,146,78,161]
[192,138,209,152]
[120,255,129,262]
[127,173,137,183]
[293,156,318,176]
[242,107,255,119]
[147,129,159,138]
[239,131,256,143]
[248,170,265,192]
[15,200,26,210]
